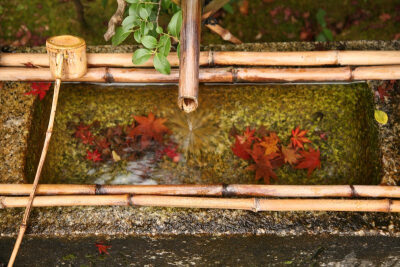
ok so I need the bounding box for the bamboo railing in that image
[1,184,400,198]
[3,51,400,67]
[2,65,400,82]
[0,195,399,212]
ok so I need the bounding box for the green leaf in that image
[112,26,131,46]
[159,36,171,57]
[316,8,327,28]
[322,28,333,41]
[140,21,146,35]
[102,0,108,8]
[167,10,182,37]
[139,7,149,19]
[132,48,152,65]
[147,22,154,31]
[141,35,157,49]
[122,15,137,30]
[128,3,139,16]
[134,30,142,43]
[223,4,234,14]
[177,43,181,58]
[375,110,388,125]
[125,0,139,3]
[153,53,170,74]
[156,26,163,34]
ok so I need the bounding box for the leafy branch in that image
[110,0,182,74]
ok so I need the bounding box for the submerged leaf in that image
[374,110,388,125]
[295,147,321,176]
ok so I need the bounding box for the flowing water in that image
[25,83,381,185]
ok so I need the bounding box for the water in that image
[25,83,381,185]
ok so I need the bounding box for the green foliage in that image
[315,8,333,42]
[111,0,182,74]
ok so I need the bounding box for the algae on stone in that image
[25,83,381,185]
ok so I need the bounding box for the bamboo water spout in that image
[7,35,87,267]
[178,0,202,113]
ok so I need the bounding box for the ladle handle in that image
[8,61,63,267]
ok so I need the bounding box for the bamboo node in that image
[349,185,358,197]
[221,184,233,197]
[335,50,340,65]
[253,198,261,212]
[104,67,115,83]
[208,50,215,66]
[231,67,238,83]
[388,199,393,212]
[95,184,102,195]
[127,194,133,206]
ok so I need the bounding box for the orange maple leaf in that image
[281,146,302,165]
[128,112,170,149]
[290,126,311,149]
[295,147,321,176]
[259,132,280,155]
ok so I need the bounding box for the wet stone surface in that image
[1,235,400,266]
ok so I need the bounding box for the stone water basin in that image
[25,83,380,186]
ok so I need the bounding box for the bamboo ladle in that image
[8,35,87,267]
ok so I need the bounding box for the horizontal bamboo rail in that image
[1,184,400,198]
[3,51,400,67]
[1,195,399,212]
[2,65,400,82]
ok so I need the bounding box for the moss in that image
[1,0,400,47]
[26,83,381,185]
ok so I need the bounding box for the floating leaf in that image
[112,150,121,162]
[375,110,388,125]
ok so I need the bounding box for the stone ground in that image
[1,235,400,266]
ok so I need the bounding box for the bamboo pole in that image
[2,184,400,198]
[1,195,399,212]
[8,35,87,267]
[178,0,202,113]
[4,51,400,67]
[4,65,400,82]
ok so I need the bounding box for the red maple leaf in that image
[74,123,95,144]
[95,242,111,255]
[25,82,51,100]
[231,127,256,160]
[86,149,102,162]
[290,126,311,149]
[128,112,170,149]
[247,145,279,184]
[231,136,252,160]
[295,147,321,176]
[95,137,111,150]
[377,80,395,102]
[161,144,180,162]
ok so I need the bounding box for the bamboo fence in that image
[0,195,399,212]
[3,51,400,67]
[1,184,400,198]
[2,65,400,82]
